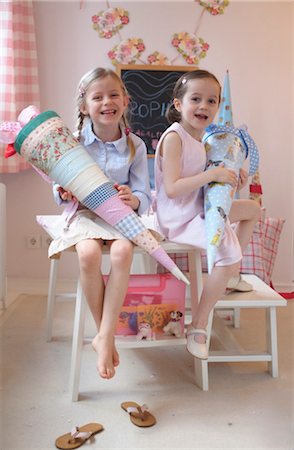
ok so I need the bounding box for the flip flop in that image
[55,423,104,449]
[121,401,156,427]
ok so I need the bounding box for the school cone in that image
[0,107,189,285]
[202,71,259,274]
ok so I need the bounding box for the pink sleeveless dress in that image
[154,122,242,267]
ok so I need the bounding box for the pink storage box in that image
[108,274,186,336]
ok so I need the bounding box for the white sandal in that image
[227,275,253,292]
[186,328,208,360]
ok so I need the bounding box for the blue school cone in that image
[218,70,233,127]
[203,70,259,274]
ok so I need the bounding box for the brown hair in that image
[76,67,135,160]
[166,69,221,123]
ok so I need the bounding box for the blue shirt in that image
[53,122,152,215]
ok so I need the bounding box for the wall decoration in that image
[92,7,129,39]
[90,0,229,66]
[108,38,145,65]
[196,0,229,16]
[171,32,209,65]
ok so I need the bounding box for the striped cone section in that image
[14,110,189,285]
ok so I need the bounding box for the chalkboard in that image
[117,65,195,156]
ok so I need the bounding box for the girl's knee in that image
[252,200,261,221]
[110,240,133,266]
[77,245,102,272]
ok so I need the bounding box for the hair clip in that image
[181,78,187,85]
[125,127,131,136]
[79,87,86,98]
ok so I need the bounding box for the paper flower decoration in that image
[108,38,145,65]
[92,7,129,39]
[0,107,189,285]
[202,73,259,273]
[171,32,209,65]
[147,52,170,65]
[196,0,229,15]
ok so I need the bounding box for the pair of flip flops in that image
[55,402,156,449]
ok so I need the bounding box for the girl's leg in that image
[75,239,104,331]
[229,199,261,278]
[93,239,133,379]
[190,263,238,342]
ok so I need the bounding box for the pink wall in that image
[1,1,293,285]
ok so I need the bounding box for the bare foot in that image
[92,334,119,379]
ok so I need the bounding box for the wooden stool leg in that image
[233,307,241,328]
[267,306,278,377]
[69,280,87,402]
[46,258,59,342]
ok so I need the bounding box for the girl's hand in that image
[57,186,77,202]
[115,183,140,210]
[210,167,238,187]
[237,168,248,191]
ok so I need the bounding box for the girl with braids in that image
[50,67,151,379]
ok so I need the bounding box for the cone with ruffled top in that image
[0,107,189,285]
[203,71,259,274]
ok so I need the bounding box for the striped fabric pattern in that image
[0,1,39,173]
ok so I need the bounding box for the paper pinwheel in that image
[0,106,189,285]
[202,71,260,274]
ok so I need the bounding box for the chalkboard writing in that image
[117,65,195,156]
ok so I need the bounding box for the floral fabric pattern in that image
[196,0,229,15]
[108,38,145,65]
[21,118,78,175]
[92,7,129,39]
[147,51,170,65]
[172,32,209,65]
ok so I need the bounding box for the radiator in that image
[0,183,6,308]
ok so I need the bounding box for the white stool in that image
[198,274,287,391]
[66,242,203,401]
[43,233,287,400]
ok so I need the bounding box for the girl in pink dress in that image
[154,70,260,359]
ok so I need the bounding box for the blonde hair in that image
[76,67,135,161]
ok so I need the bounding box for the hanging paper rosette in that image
[196,0,229,16]
[147,51,170,65]
[172,32,209,65]
[108,38,145,65]
[92,7,129,39]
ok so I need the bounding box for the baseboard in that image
[3,277,77,309]
[271,282,294,292]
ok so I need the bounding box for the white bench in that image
[195,274,287,391]
[41,221,287,400]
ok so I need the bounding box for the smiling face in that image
[80,74,129,138]
[174,77,220,141]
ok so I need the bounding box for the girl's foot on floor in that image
[186,324,208,359]
[92,334,119,379]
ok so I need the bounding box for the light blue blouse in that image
[53,122,152,215]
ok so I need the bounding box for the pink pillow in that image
[262,217,285,284]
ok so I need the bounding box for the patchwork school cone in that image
[0,107,189,285]
[202,71,259,274]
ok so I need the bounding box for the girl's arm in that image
[237,168,248,191]
[161,132,238,198]
[125,136,152,215]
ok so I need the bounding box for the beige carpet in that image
[1,294,293,449]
